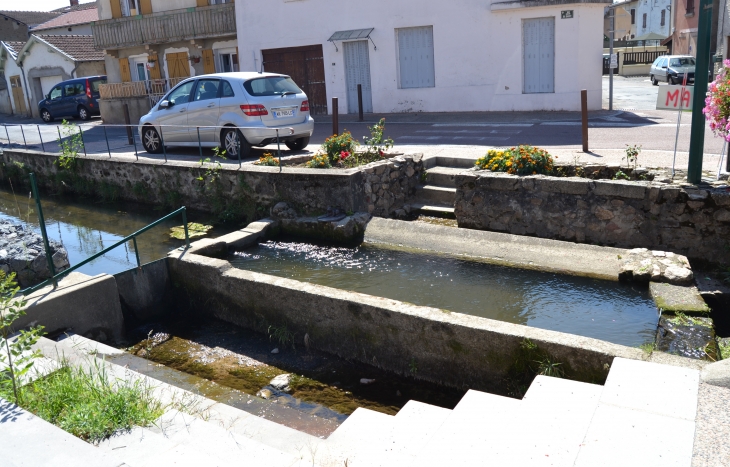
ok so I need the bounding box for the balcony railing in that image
[99,78,185,106]
[91,3,236,50]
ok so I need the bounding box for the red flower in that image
[379,150,384,157]
[340,151,350,160]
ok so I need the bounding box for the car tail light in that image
[240,104,268,116]
[300,100,309,112]
[85,79,92,99]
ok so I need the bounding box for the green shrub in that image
[322,131,358,164]
[306,153,331,169]
[475,145,554,175]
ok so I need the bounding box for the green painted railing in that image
[21,177,190,296]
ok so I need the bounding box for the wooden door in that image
[166,52,191,79]
[262,45,327,115]
[202,49,215,74]
[9,76,26,115]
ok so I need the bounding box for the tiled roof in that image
[32,8,98,31]
[0,11,61,27]
[2,40,26,58]
[36,35,103,61]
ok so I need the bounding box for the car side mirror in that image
[662,66,667,69]
[45,94,49,100]
[159,99,171,108]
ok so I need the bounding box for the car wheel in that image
[651,75,658,86]
[41,109,53,123]
[285,137,310,151]
[77,106,91,121]
[667,76,674,85]
[221,127,251,158]
[142,125,163,154]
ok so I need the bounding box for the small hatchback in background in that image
[649,56,695,85]
[138,72,314,157]
[38,75,106,122]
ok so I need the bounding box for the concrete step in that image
[0,397,129,467]
[409,203,456,219]
[150,409,306,466]
[322,408,397,466]
[518,376,603,466]
[415,185,456,205]
[424,166,467,188]
[574,357,699,467]
[97,426,217,467]
[37,335,327,463]
[409,389,521,467]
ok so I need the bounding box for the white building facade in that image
[236,0,609,114]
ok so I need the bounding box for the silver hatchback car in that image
[138,72,314,157]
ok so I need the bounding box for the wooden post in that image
[581,89,588,153]
[123,103,134,145]
[357,84,363,122]
[332,97,339,136]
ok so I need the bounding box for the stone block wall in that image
[455,172,730,265]
[362,154,424,217]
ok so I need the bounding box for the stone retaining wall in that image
[0,220,69,287]
[455,172,730,265]
[0,150,423,223]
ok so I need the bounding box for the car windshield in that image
[244,77,302,97]
[670,58,695,67]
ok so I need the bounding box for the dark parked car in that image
[38,75,107,122]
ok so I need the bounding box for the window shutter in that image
[139,0,152,15]
[196,0,208,7]
[110,0,122,18]
[397,26,435,89]
[202,49,215,74]
[119,57,131,82]
[148,53,161,79]
[167,52,190,78]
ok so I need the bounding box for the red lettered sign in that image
[657,85,694,111]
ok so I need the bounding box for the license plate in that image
[274,109,294,118]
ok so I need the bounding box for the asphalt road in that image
[0,75,725,171]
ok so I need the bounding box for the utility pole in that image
[609,6,615,111]
[687,0,714,183]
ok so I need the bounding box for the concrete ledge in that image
[649,282,710,315]
[592,180,648,199]
[114,259,173,323]
[17,272,124,343]
[364,217,624,280]
[169,250,648,394]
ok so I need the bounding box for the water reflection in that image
[231,240,659,347]
[0,188,227,277]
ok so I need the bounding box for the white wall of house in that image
[18,41,77,117]
[236,0,605,113]
[635,0,670,38]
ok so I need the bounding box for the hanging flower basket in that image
[704,60,730,142]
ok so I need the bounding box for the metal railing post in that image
[29,173,57,289]
[237,128,241,167]
[4,125,10,147]
[103,125,111,158]
[37,125,45,152]
[20,126,27,149]
[56,126,62,151]
[276,128,282,167]
[182,207,190,249]
[160,126,167,162]
[132,236,141,268]
[197,127,202,159]
[78,125,87,157]
[131,127,138,160]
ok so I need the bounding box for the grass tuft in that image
[2,361,162,443]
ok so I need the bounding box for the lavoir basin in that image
[230,240,659,348]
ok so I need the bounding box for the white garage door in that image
[40,76,63,97]
[523,18,554,94]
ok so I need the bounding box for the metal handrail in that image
[20,206,190,296]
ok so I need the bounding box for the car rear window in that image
[670,58,695,67]
[90,79,107,92]
[244,77,302,97]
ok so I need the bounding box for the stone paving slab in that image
[650,282,711,315]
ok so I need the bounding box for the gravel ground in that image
[692,382,730,467]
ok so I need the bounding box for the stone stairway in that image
[411,166,464,218]
[25,335,701,467]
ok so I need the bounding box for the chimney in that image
[70,0,79,5]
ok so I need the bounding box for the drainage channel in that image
[121,317,466,434]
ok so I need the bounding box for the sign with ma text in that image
[656,85,694,111]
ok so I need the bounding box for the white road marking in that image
[431,123,534,127]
